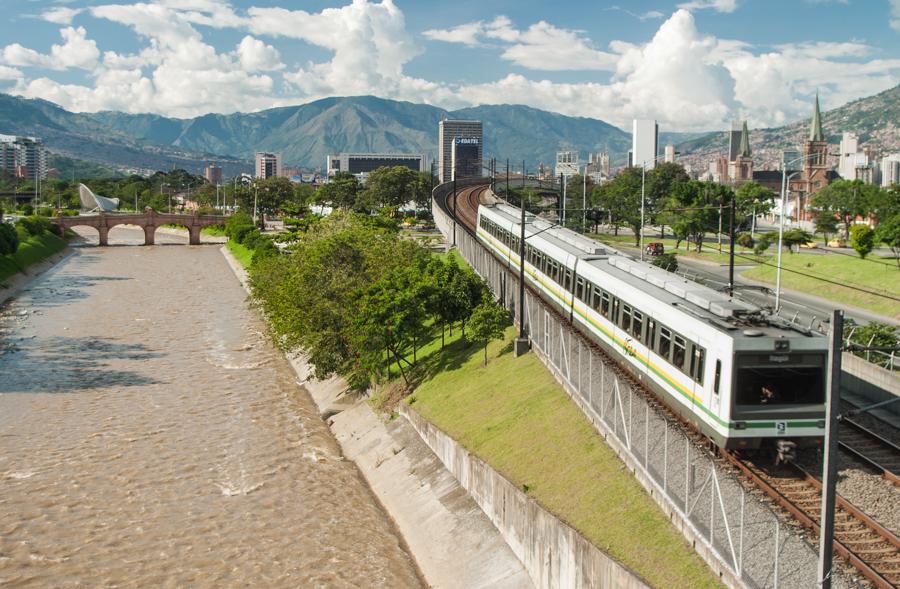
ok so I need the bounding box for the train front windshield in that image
[734,353,826,406]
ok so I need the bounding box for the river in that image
[0,227,423,587]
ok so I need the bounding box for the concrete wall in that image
[841,352,900,417]
[401,404,650,589]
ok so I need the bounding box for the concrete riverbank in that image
[220,245,533,589]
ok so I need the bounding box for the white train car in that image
[477,203,827,451]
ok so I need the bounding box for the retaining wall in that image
[400,404,649,589]
[841,352,900,417]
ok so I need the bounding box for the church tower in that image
[731,120,753,184]
[793,93,831,221]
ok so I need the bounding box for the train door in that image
[686,334,708,425]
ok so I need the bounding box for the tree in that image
[358,166,420,213]
[0,222,19,255]
[849,224,875,259]
[592,167,643,243]
[468,299,509,365]
[812,179,877,239]
[814,211,839,244]
[780,228,814,253]
[753,235,771,257]
[734,181,775,227]
[875,213,900,267]
[660,180,718,251]
[318,172,359,210]
[650,253,678,273]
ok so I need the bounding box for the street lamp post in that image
[775,152,832,311]
[639,154,670,261]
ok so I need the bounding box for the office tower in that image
[204,162,222,185]
[438,119,482,183]
[255,152,282,179]
[632,119,659,169]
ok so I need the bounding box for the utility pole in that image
[515,190,528,357]
[817,309,843,589]
[728,191,736,297]
[506,159,509,200]
[452,176,457,247]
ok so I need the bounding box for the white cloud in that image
[0,65,23,81]
[41,7,83,25]
[605,6,665,21]
[424,16,619,71]
[891,0,900,31]
[234,36,283,72]
[1,26,99,71]
[677,0,739,13]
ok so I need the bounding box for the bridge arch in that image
[53,209,228,247]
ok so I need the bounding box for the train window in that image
[601,292,610,318]
[575,277,584,301]
[620,304,631,331]
[632,310,643,341]
[673,335,686,370]
[714,359,721,394]
[549,260,558,283]
[689,346,704,383]
[564,269,572,292]
[734,353,826,406]
[659,327,671,360]
[646,319,656,348]
[591,286,601,311]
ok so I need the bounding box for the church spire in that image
[809,93,824,142]
[738,120,751,157]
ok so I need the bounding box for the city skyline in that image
[0,1,897,131]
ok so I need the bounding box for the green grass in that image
[226,240,253,269]
[741,252,900,319]
[202,225,226,236]
[407,327,722,589]
[591,233,761,265]
[0,231,68,283]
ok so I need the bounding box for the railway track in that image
[436,183,900,587]
[840,417,900,487]
[722,452,900,588]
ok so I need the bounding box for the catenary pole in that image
[817,309,843,589]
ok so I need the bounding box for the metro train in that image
[476,202,828,454]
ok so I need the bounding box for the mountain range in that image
[0,85,897,177]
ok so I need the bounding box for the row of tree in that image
[247,213,508,391]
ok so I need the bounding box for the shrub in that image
[651,253,678,273]
[16,216,52,237]
[225,212,254,239]
[251,239,278,264]
[231,224,257,245]
[19,204,33,216]
[849,224,875,259]
[35,206,53,217]
[0,222,19,255]
[753,236,771,256]
[736,232,754,248]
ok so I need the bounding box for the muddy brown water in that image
[0,227,422,588]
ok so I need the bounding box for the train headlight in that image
[774,339,790,352]
[734,421,747,430]
[817,420,826,429]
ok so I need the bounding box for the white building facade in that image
[632,119,659,169]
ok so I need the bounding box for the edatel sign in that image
[455,137,480,145]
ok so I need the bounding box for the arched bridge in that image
[53,208,228,246]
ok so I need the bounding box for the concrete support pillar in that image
[98,226,109,246]
[188,226,201,245]
[143,225,155,246]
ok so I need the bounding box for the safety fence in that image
[432,184,832,589]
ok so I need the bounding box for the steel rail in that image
[839,418,900,487]
[720,451,900,588]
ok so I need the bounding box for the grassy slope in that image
[408,327,722,589]
[0,232,68,283]
[742,252,899,319]
[226,240,253,269]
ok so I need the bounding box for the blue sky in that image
[0,0,898,131]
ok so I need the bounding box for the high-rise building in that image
[555,151,580,179]
[881,154,900,187]
[0,135,46,180]
[632,119,659,169]
[664,144,676,164]
[727,121,743,163]
[255,152,282,179]
[204,162,222,185]
[451,138,481,181]
[438,119,482,183]
[585,152,609,182]
[838,132,859,180]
